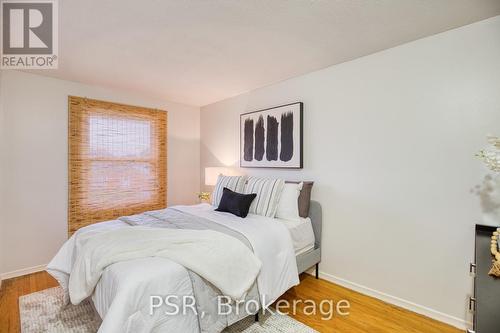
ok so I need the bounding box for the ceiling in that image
[35,0,500,106]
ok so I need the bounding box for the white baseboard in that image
[0,264,47,280]
[311,269,470,330]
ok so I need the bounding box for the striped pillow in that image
[243,177,285,217]
[212,175,247,206]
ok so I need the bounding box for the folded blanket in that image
[68,227,262,304]
[118,213,159,226]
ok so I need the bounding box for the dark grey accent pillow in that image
[285,181,314,218]
[215,187,257,218]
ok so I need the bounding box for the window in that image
[68,96,167,235]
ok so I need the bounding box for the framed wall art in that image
[240,102,303,168]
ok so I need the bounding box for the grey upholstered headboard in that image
[308,200,322,249]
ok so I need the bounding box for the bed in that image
[47,191,322,333]
[295,200,322,277]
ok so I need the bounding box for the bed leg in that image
[315,263,319,279]
[255,312,259,322]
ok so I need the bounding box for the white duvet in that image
[69,227,262,304]
[175,204,300,307]
[47,204,299,333]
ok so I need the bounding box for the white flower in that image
[477,136,500,172]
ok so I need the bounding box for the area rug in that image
[19,287,317,333]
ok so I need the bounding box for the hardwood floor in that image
[278,275,462,333]
[0,271,58,333]
[0,271,462,333]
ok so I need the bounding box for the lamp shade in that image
[205,167,237,186]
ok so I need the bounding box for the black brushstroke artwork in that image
[254,116,265,161]
[243,118,254,161]
[280,112,294,162]
[241,102,302,168]
[266,115,279,161]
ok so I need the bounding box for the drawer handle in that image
[469,297,476,312]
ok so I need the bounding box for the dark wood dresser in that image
[468,224,500,333]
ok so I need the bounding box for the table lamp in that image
[198,167,235,202]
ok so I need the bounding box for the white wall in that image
[0,71,200,275]
[200,16,500,327]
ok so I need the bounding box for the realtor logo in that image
[1,0,58,69]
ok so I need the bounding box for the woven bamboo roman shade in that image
[68,96,167,235]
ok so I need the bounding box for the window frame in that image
[68,96,167,235]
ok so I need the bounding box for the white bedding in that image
[175,204,299,307]
[47,204,299,333]
[69,226,262,303]
[93,256,198,333]
[276,217,316,255]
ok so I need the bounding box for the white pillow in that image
[276,182,303,221]
[243,177,285,217]
[211,175,247,206]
